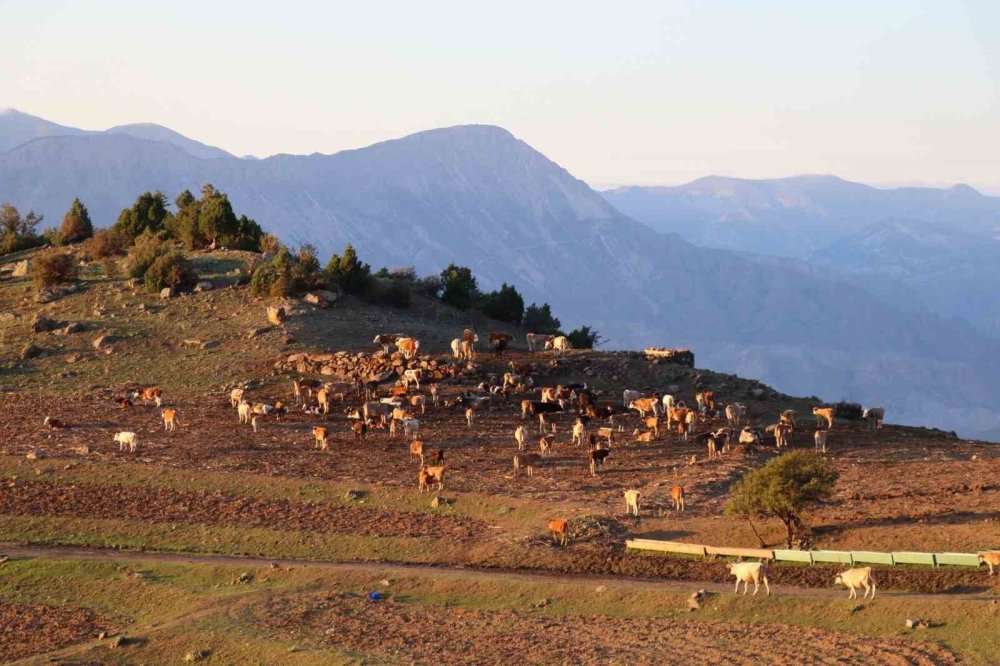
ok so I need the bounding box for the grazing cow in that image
[465,407,475,428]
[312,426,329,451]
[230,388,245,408]
[661,394,676,414]
[632,429,653,443]
[814,429,828,453]
[571,420,586,447]
[668,407,690,433]
[513,452,542,477]
[684,410,698,440]
[707,436,719,460]
[624,489,641,516]
[544,335,571,354]
[430,449,445,465]
[161,409,179,432]
[395,337,420,360]
[978,551,1000,575]
[813,406,835,429]
[548,519,569,546]
[589,447,611,476]
[644,416,659,437]
[629,397,659,418]
[429,384,440,407]
[419,465,445,492]
[402,369,423,390]
[538,435,553,456]
[409,394,426,415]
[835,567,876,599]
[725,403,746,428]
[862,407,885,431]
[114,397,133,410]
[514,425,527,450]
[526,333,554,352]
[374,333,403,353]
[489,332,514,358]
[521,400,562,420]
[671,485,685,511]
[251,415,260,433]
[316,389,332,415]
[729,562,770,596]
[410,439,425,465]
[114,431,138,453]
[43,416,65,429]
[351,420,367,443]
[237,401,252,424]
[739,426,763,446]
[137,387,163,407]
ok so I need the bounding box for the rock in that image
[12,259,29,277]
[345,489,365,501]
[65,353,84,364]
[160,287,175,299]
[236,572,253,585]
[127,278,141,289]
[247,326,268,338]
[20,343,42,360]
[267,306,286,325]
[92,335,117,350]
[431,495,446,508]
[906,618,931,629]
[31,314,59,333]
[183,339,204,347]
[193,281,214,293]
[0,312,14,321]
[303,292,330,308]
[26,449,45,460]
[184,650,211,662]
[200,340,220,350]
[687,589,705,611]
[109,635,127,648]
[54,322,84,335]
[751,388,765,398]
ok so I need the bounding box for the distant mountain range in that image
[2,108,999,439]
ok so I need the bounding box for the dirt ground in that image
[254,592,959,666]
[0,602,114,662]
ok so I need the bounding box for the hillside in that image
[3,122,1000,438]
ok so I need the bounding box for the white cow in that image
[545,335,571,355]
[114,431,138,453]
[729,561,770,596]
[835,567,876,599]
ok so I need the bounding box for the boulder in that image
[31,314,59,333]
[20,343,43,359]
[12,259,30,277]
[303,292,329,308]
[200,340,220,350]
[267,306,286,325]
[160,287,175,299]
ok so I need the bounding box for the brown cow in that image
[548,518,569,546]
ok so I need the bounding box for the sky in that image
[2,0,999,190]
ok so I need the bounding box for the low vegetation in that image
[31,250,79,289]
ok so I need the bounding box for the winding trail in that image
[3,544,997,602]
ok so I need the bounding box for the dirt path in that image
[4,544,996,603]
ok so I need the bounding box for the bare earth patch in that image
[0,602,113,662]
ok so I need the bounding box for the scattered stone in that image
[26,449,46,461]
[97,631,109,640]
[21,343,43,360]
[430,495,446,508]
[531,598,551,609]
[31,314,60,333]
[594,585,607,593]
[65,353,83,364]
[236,572,253,585]
[92,334,117,350]
[380,579,391,587]
[0,311,15,321]
[247,326,269,338]
[184,649,211,662]
[303,292,330,308]
[344,489,365,501]
[160,287,175,299]
[109,635,128,648]
[53,322,84,335]
[200,340,220,350]
[267,305,287,325]
[906,618,931,629]
[193,281,214,293]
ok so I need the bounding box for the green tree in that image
[124,231,170,279]
[439,263,479,310]
[113,191,170,245]
[566,325,602,349]
[0,203,44,255]
[479,283,524,323]
[144,251,198,293]
[57,198,94,245]
[726,450,839,548]
[325,244,371,294]
[523,302,561,334]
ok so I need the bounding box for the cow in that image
[548,519,569,546]
[622,390,643,407]
[410,439,425,465]
[161,409,179,432]
[352,420,367,443]
[979,551,1000,575]
[229,388,245,408]
[725,403,747,428]
[402,368,422,390]
[489,332,514,358]
[514,452,542,477]
[589,447,611,476]
[419,466,445,492]
[114,431,138,453]
[629,397,659,418]
[624,489,641,516]
[450,338,463,360]
[526,333,554,352]
[374,333,403,353]
[571,419,586,446]
[814,429,828,453]
[813,406,835,429]
[544,335,571,355]
[835,567,876,599]
[395,337,420,360]
[312,426,329,451]
[729,562,770,596]
[136,386,163,407]
[862,407,885,431]
[670,485,685,511]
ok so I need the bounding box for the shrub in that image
[415,275,443,299]
[259,233,282,256]
[0,203,45,255]
[325,244,371,294]
[726,450,838,548]
[566,325,602,349]
[32,251,79,289]
[523,303,561,334]
[439,264,479,310]
[125,232,169,279]
[479,283,524,323]
[57,198,94,245]
[144,251,198,293]
[84,228,126,259]
[363,277,411,308]
[100,256,121,278]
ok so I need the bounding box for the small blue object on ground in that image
[367,592,383,601]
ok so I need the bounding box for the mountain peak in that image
[104,122,233,159]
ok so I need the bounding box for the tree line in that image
[2,187,601,346]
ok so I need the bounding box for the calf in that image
[373,333,402,353]
[835,567,876,599]
[725,403,746,428]
[538,435,553,457]
[644,416,659,437]
[230,388,245,407]
[161,408,179,432]
[595,427,615,446]
[402,418,420,439]
[632,429,654,443]
[513,452,542,477]
[114,431,138,453]
[514,425,527,450]
[419,465,445,492]
[629,397,659,418]
[410,439,425,465]
[774,422,792,449]
[526,332,553,352]
[624,489,641,516]
[137,386,163,407]
[465,407,475,428]
[430,449,445,465]
[588,447,611,476]
[814,429,828,453]
[571,420,586,447]
[862,406,885,431]
[429,383,440,407]
[402,369,423,390]
[312,426,329,451]
[548,519,569,546]
[670,485,685,511]
[979,551,1000,575]
[813,406,835,429]
[237,401,252,424]
[409,394,426,415]
[351,420,368,443]
[729,561,770,596]
[395,337,420,360]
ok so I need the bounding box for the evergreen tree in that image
[439,264,479,310]
[57,198,94,245]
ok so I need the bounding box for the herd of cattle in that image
[43,328,999,597]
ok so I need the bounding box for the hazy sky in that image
[2,1,999,189]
